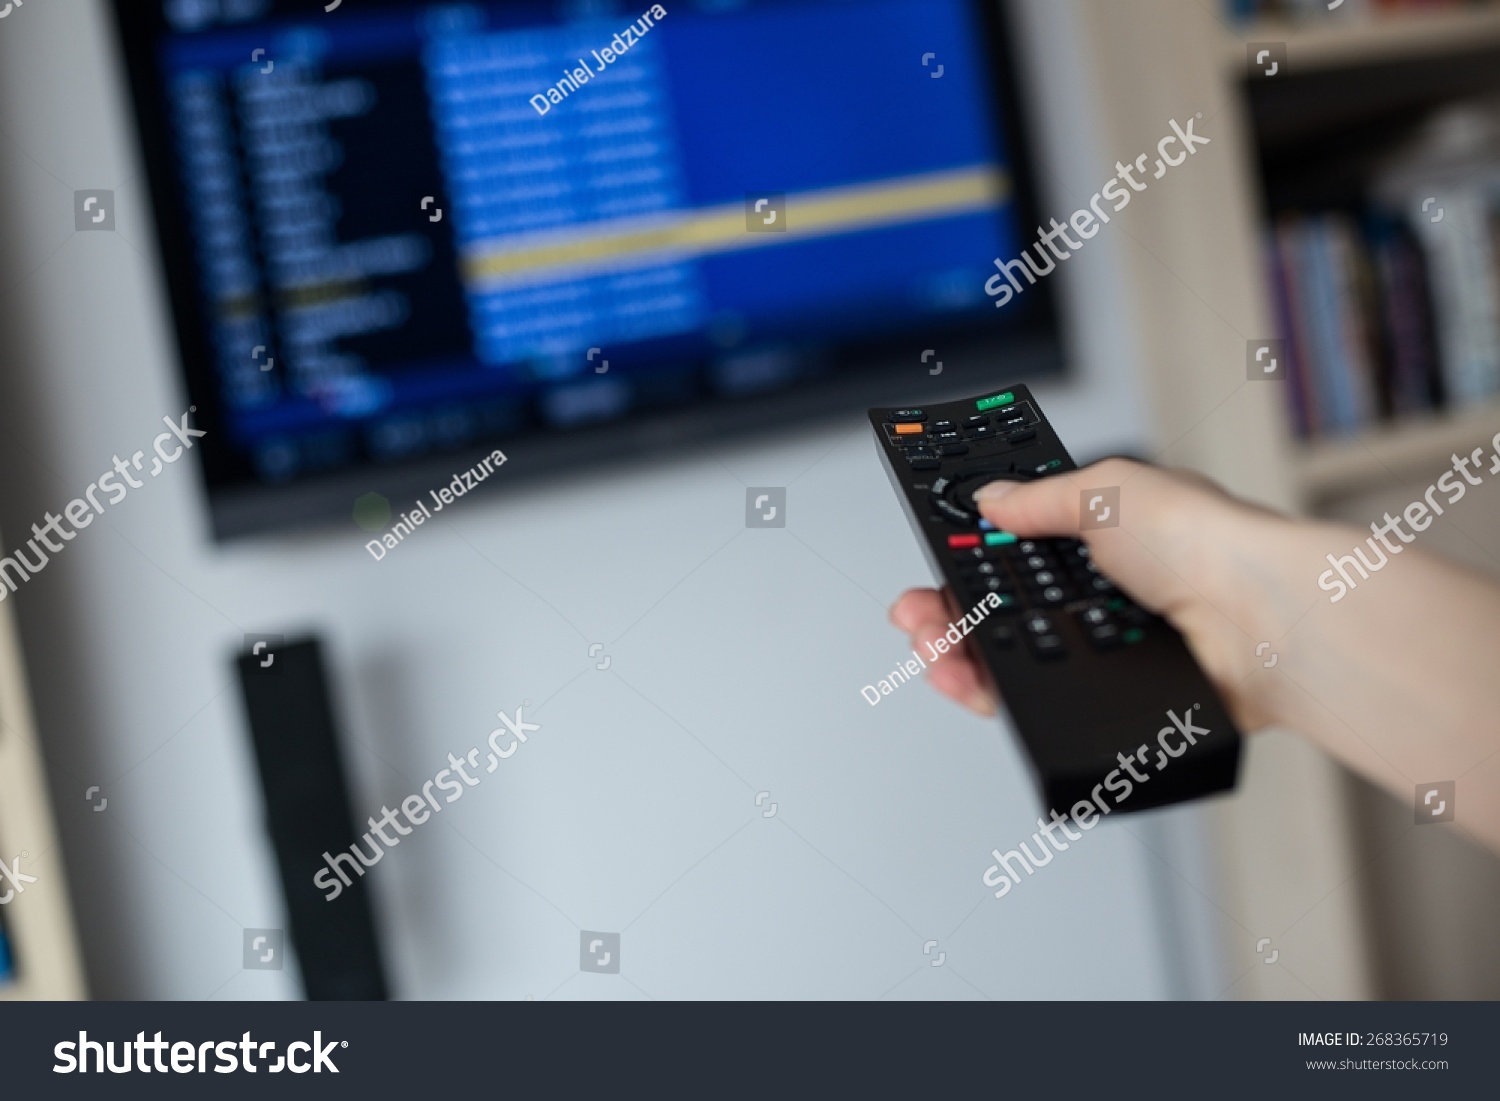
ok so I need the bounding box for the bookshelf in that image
[1214,0,1500,1001]
[1229,2,1500,507]
[1227,7,1500,71]
[1294,395,1500,500]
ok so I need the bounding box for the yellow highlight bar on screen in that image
[461,165,1011,286]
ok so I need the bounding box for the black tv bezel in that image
[109,0,1064,541]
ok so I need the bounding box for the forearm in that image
[1229,511,1500,851]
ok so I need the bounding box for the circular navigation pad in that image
[930,464,1033,525]
[952,465,1034,510]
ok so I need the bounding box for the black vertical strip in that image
[235,638,388,1000]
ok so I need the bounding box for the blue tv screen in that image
[112,0,1060,536]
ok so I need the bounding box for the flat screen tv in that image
[110,0,1062,538]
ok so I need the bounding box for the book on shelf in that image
[1267,206,1500,438]
[1266,152,1500,437]
[1410,190,1500,405]
[1267,213,1427,438]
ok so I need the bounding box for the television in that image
[111,0,1061,538]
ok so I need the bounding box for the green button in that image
[975,391,1016,412]
[984,532,1017,546]
[1122,628,1145,645]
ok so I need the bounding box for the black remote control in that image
[869,383,1241,816]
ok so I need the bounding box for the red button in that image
[947,534,981,549]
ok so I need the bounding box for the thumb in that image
[973,458,1143,537]
[972,479,1078,537]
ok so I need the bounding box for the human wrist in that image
[1149,487,1292,722]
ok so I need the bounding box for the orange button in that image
[894,423,925,435]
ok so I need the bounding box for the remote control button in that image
[1037,585,1069,605]
[960,579,1020,594]
[975,391,1016,412]
[990,624,1016,647]
[1025,568,1071,588]
[909,458,941,470]
[894,422,925,435]
[960,570,1008,588]
[888,409,925,422]
[934,498,975,526]
[988,593,1020,613]
[1027,633,1067,660]
[1081,606,1109,626]
[984,531,1017,547]
[939,443,969,456]
[1024,555,1048,571]
[1032,459,1064,475]
[1084,576,1116,594]
[934,429,961,443]
[994,409,1030,431]
[930,476,952,496]
[1005,429,1037,446]
[965,575,1013,596]
[1122,627,1146,645]
[932,420,956,431]
[948,534,981,549]
[964,425,995,440]
[1024,613,1053,635]
[964,415,989,428]
[1107,597,1151,624]
[955,545,1004,561]
[1017,541,1041,554]
[1086,623,1122,649]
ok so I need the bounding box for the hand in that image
[889,458,1288,732]
[888,455,1500,857]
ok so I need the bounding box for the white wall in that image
[0,0,1229,999]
